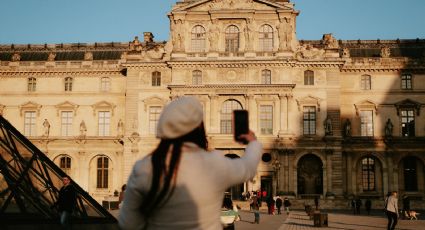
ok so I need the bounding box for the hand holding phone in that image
[233,110,249,144]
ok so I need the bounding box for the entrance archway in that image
[297,154,323,195]
[225,153,244,200]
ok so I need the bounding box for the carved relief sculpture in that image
[324,116,333,136]
[172,20,185,52]
[129,36,143,51]
[47,52,56,61]
[84,52,93,61]
[244,21,255,51]
[381,47,391,58]
[295,44,325,60]
[342,48,350,58]
[11,53,21,62]
[278,17,293,51]
[117,119,124,137]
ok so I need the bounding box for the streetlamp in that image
[272,159,281,195]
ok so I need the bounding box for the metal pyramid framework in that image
[0,115,117,225]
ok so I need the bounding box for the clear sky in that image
[0,0,424,45]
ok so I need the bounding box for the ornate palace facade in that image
[1,0,425,208]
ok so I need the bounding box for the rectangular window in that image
[260,105,273,134]
[261,70,271,84]
[24,111,36,136]
[401,74,412,90]
[303,106,316,135]
[361,75,371,90]
[96,157,109,189]
[401,109,415,137]
[28,78,36,92]
[61,111,73,136]
[304,71,314,85]
[65,77,73,92]
[60,156,72,175]
[152,72,161,86]
[101,77,111,92]
[98,111,110,136]
[360,110,374,136]
[149,106,162,134]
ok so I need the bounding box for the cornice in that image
[168,83,295,89]
[0,69,123,76]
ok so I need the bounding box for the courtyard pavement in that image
[111,207,425,229]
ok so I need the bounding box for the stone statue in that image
[385,118,393,137]
[208,21,220,51]
[117,119,124,137]
[277,17,293,50]
[324,116,333,136]
[47,52,56,61]
[129,36,142,51]
[322,33,339,49]
[244,22,254,51]
[344,119,351,137]
[43,119,50,137]
[342,48,350,58]
[171,20,185,52]
[79,120,87,137]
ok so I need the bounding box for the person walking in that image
[365,199,372,215]
[385,191,399,230]
[119,96,262,230]
[54,176,77,229]
[266,196,275,215]
[275,196,283,215]
[355,198,362,215]
[251,193,260,224]
[283,197,291,215]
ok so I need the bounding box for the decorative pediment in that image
[394,99,423,116]
[55,101,79,116]
[296,95,322,111]
[19,101,42,116]
[91,101,116,115]
[174,0,290,12]
[354,100,378,116]
[142,96,168,111]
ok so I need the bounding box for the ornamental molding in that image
[173,0,290,12]
[19,101,42,116]
[169,84,294,97]
[55,101,79,116]
[354,100,378,116]
[394,99,423,116]
[142,96,168,111]
[91,101,116,116]
[0,69,123,76]
[295,95,322,112]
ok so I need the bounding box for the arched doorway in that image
[297,154,323,195]
[399,156,425,193]
[225,153,244,200]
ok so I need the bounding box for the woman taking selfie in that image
[119,96,262,230]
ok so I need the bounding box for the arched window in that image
[261,69,271,84]
[220,99,243,134]
[60,156,72,175]
[304,70,314,85]
[97,156,109,189]
[225,25,239,53]
[259,24,273,51]
[404,157,418,191]
[192,70,202,85]
[28,77,36,92]
[65,77,73,92]
[152,71,161,86]
[100,77,111,92]
[362,157,375,191]
[191,25,206,52]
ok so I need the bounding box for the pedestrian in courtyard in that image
[355,198,362,214]
[251,193,260,224]
[402,195,410,219]
[54,176,77,229]
[365,199,372,215]
[283,197,291,215]
[314,196,319,210]
[385,191,399,230]
[266,195,275,215]
[118,96,262,230]
[351,198,356,214]
[275,196,283,215]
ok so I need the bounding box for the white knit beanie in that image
[156,96,203,139]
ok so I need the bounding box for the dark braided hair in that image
[139,122,207,220]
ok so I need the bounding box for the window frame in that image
[24,111,36,136]
[149,106,162,135]
[100,77,111,92]
[28,77,37,92]
[360,75,371,90]
[361,157,376,192]
[152,71,161,87]
[64,77,73,92]
[360,110,374,136]
[191,25,206,52]
[220,99,243,134]
[304,70,314,86]
[401,73,412,90]
[96,156,109,189]
[192,70,202,85]
[259,24,273,52]
[400,109,415,137]
[303,106,316,135]
[261,69,271,84]
[61,111,73,136]
[60,156,72,175]
[225,25,240,53]
[98,111,111,136]
[259,105,273,135]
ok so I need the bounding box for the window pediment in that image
[19,101,42,116]
[55,101,79,116]
[354,100,378,116]
[296,95,322,111]
[394,99,422,116]
[143,96,167,111]
[91,101,116,115]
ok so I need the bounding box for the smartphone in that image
[233,110,249,144]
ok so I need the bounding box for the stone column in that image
[326,150,333,194]
[209,95,219,133]
[346,152,353,195]
[278,94,287,135]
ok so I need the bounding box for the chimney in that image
[144,32,154,43]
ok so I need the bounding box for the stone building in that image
[1,0,425,208]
